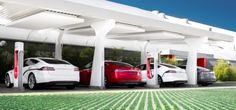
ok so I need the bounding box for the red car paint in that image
[197,58,207,68]
[80,61,142,86]
[14,51,18,79]
[146,56,152,79]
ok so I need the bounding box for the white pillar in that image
[186,49,198,85]
[55,29,64,60]
[90,20,115,88]
[185,37,208,85]
[14,42,24,90]
[141,41,149,64]
[146,52,159,88]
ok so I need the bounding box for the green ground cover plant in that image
[0,88,236,110]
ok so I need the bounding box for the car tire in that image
[5,74,13,88]
[66,85,76,90]
[201,83,210,86]
[28,73,38,90]
[174,83,182,87]
[105,76,110,88]
[128,85,135,88]
[158,75,163,86]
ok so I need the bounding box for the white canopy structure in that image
[0,0,235,88]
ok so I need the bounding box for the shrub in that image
[213,59,236,81]
[230,67,236,81]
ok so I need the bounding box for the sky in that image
[111,0,236,32]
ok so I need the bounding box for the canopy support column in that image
[141,41,149,64]
[55,29,64,60]
[185,37,208,86]
[90,20,115,89]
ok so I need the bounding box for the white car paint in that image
[137,63,187,84]
[6,57,80,86]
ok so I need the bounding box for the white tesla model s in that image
[5,57,80,90]
[137,63,188,86]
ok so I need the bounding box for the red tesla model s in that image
[80,61,144,88]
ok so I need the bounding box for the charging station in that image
[146,52,159,88]
[13,42,24,90]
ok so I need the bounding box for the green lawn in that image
[0,88,236,110]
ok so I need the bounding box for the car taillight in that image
[74,67,80,71]
[165,70,177,73]
[137,71,141,76]
[200,72,204,76]
[40,67,55,71]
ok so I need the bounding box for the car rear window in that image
[198,67,210,71]
[40,58,70,64]
[178,66,186,69]
[112,62,133,67]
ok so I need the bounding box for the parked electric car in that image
[5,57,80,90]
[178,65,216,86]
[137,63,188,86]
[80,61,144,88]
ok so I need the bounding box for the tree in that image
[79,47,94,68]
[105,48,123,61]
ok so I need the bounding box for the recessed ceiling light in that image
[0,17,12,25]
[0,5,4,11]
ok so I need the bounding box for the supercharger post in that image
[13,42,24,91]
[146,52,159,88]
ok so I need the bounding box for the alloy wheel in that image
[5,75,10,87]
[28,74,36,89]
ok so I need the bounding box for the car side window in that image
[138,65,146,70]
[105,63,109,67]
[31,59,39,64]
[24,60,29,67]
[85,63,92,69]
[26,59,38,66]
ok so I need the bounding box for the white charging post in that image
[13,42,24,91]
[146,52,159,88]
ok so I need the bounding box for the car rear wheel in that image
[5,74,13,88]
[28,74,38,90]
[66,85,76,90]
[128,85,135,88]
[158,75,163,86]
[201,83,210,86]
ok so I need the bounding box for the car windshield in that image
[112,62,133,67]
[160,63,177,68]
[40,58,70,65]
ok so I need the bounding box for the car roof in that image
[179,65,208,69]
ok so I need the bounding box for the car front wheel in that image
[5,74,13,88]
[28,74,38,90]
